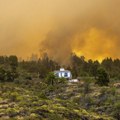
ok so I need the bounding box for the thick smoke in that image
[40,0,120,63]
[0,0,120,63]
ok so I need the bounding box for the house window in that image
[64,72,68,77]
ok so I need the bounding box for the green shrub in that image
[83,82,91,94]
[6,108,18,117]
[100,87,108,95]
[46,85,56,92]
[0,67,6,82]
[58,77,67,84]
[38,92,47,99]
[45,72,57,86]
[83,96,94,109]
[107,87,116,96]
[72,97,80,104]
[9,92,19,102]
[112,102,120,120]
[48,113,63,120]
[0,67,18,82]
[96,68,110,86]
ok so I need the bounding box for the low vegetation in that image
[0,54,120,120]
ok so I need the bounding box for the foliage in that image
[9,55,18,71]
[19,54,60,79]
[0,54,120,120]
[0,55,19,82]
[83,81,91,94]
[0,67,18,82]
[0,77,119,120]
[70,54,120,80]
[58,77,67,84]
[95,68,110,86]
[45,72,57,85]
[112,102,120,120]
[0,67,6,81]
[1,54,120,80]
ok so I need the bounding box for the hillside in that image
[0,78,119,120]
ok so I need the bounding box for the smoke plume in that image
[0,0,120,63]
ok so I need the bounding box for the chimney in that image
[60,68,65,71]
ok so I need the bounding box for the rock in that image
[69,79,79,83]
[113,83,120,88]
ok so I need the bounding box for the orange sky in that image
[0,0,120,62]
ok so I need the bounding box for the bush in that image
[46,85,56,92]
[83,78,91,94]
[58,77,67,84]
[38,92,47,99]
[0,67,6,82]
[83,82,91,94]
[48,113,63,120]
[6,108,18,117]
[112,102,120,120]
[96,68,110,86]
[9,92,19,102]
[9,55,18,71]
[45,72,57,86]
[0,67,18,82]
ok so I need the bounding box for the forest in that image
[0,53,120,80]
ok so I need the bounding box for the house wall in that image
[54,71,72,79]
[68,72,71,78]
[62,72,65,77]
[58,72,71,78]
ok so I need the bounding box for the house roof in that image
[54,68,71,73]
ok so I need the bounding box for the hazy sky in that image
[0,0,120,62]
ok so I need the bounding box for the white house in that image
[54,68,72,80]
